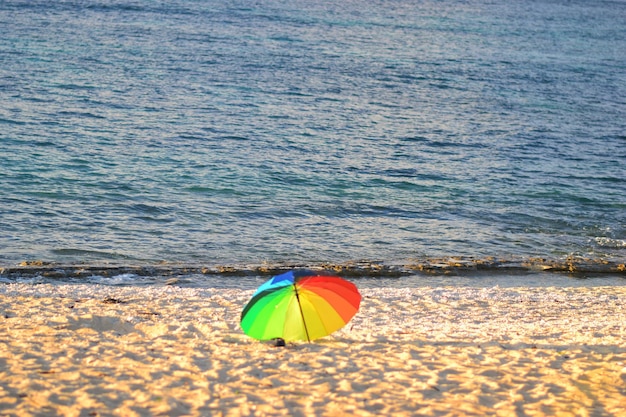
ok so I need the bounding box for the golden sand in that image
[1,284,625,416]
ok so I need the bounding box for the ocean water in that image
[1,0,625,281]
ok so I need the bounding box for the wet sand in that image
[1,283,625,416]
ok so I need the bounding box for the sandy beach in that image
[1,283,625,416]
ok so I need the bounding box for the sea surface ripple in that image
[1,0,624,276]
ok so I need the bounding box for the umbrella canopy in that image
[240,270,361,342]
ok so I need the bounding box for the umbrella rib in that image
[293,283,311,342]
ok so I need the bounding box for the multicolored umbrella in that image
[240,270,361,342]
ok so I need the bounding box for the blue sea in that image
[1,0,625,285]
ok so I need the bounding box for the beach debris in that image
[102,297,125,304]
[240,269,361,343]
[137,311,161,316]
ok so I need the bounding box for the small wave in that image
[85,273,159,286]
[0,117,26,125]
[50,249,134,260]
[594,237,626,249]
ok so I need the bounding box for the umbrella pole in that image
[293,285,311,342]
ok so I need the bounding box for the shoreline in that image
[2,256,625,280]
[1,283,625,416]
